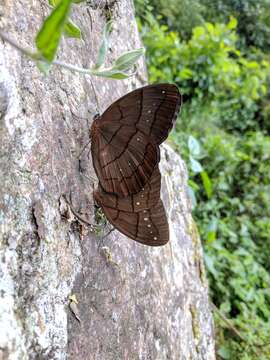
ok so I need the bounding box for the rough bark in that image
[0,1,215,359]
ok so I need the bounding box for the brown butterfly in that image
[91,84,181,246]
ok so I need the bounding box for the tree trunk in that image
[0,1,215,359]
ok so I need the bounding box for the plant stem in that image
[0,30,35,58]
[0,29,91,74]
[53,59,91,74]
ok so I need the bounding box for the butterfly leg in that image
[102,227,115,239]
[63,193,112,240]
[79,171,97,187]
[70,109,89,122]
[78,159,97,183]
[62,194,93,226]
[77,138,92,161]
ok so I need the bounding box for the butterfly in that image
[91,84,181,246]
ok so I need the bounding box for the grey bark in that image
[0,1,215,359]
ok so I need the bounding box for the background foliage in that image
[135,0,270,358]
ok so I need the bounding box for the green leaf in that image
[48,0,59,6]
[206,218,218,243]
[189,155,203,173]
[48,0,81,39]
[95,20,113,70]
[206,22,214,34]
[187,185,197,209]
[179,67,193,79]
[192,26,205,38]
[218,345,231,359]
[90,68,132,79]
[204,253,218,278]
[188,135,201,157]
[113,48,145,71]
[36,60,51,75]
[200,170,212,198]
[227,16,237,30]
[188,179,200,191]
[36,0,72,62]
[49,0,84,5]
[64,19,81,38]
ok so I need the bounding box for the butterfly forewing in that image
[90,83,182,246]
[98,83,181,145]
[91,84,181,198]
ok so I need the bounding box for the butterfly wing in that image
[98,83,181,145]
[94,167,161,213]
[91,123,159,197]
[90,83,181,245]
[94,195,169,246]
[90,84,181,197]
[94,166,169,246]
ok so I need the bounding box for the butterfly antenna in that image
[102,227,115,239]
[79,172,97,184]
[78,137,92,159]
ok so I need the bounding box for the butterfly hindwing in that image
[94,194,169,246]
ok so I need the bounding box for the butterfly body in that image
[91,84,181,246]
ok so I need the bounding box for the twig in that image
[211,302,246,342]
[78,138,92,159]
[212,301,270,358]
[53,59,92,74]
[0,29,138,78]
[102,227,115,239]
[0,30,92,75]
[0,30,35,58]
[63,194,102,229]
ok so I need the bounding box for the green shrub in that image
[136,0,270,52]
[140,15,270,133]
[136,9,270,359]
[201,0,270,52]
[135,0,205,40]
[172,117,270,359]
[198,132,270,359]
